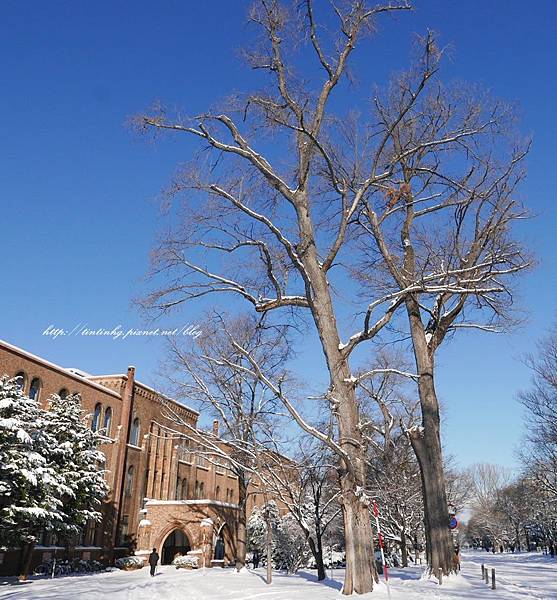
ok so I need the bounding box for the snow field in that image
[0,550,555,600]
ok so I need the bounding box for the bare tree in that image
[137,1,415,593]
[136,0,529,586]
[519,323,557,498]
[352,34,531,573]
[465,463,512,550]
[163,312,290,570]
[357,354,423,567]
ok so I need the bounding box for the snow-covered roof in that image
[66,367,92,377]
[88,374,199,417]
[0,339,121,399]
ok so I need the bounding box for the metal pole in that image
[491,568,496,590]
[373,501,392,600]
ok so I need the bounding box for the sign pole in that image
[373,501,392,600]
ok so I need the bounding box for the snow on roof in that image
[66,367,92,377]
[0,339,121,398]
[88,373,199,417]
[0,339,198,415]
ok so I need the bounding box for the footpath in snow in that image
[0,550,554,600]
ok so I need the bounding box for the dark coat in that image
[149,551,159,566]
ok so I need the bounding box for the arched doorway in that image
[214,523,232,562]
[161,529,191,565]
[214,533,225,560]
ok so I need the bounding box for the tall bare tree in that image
[138,1,414,593]
[352,35,531,573]
[136,0,529,587]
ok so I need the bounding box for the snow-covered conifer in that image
[0,377,62,548]
[43,393,109,538]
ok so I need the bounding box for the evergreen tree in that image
[0,379,108,577]
[44,393,108,541]
[0,377,62,549]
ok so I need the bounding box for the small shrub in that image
[115,556,144,570]
[172,555,199,569]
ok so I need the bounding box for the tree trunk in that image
[408,389,454,576]
[19,540,36,581]
[235,473,247,571]
[340,474,378,594]
[308,536,326,581]
[400,528,408,567]
[406,298,455,577]
[295,197,376,594]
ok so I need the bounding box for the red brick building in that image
[0,340,267,575]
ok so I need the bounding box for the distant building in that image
[0,340,269,575]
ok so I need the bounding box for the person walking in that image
[149,548,159,577]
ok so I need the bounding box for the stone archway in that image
[161,528,191,565]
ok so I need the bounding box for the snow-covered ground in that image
[0,550,554,600]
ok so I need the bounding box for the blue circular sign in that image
[449,517,458,530]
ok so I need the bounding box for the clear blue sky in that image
[1,1,556,470]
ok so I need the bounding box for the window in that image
[29,377,41,401]
[215,456,226,474]
[195,444,208,468]
[39,529,57,547]
[215,485,220,500]
[194,480,200,499]
[199,482,205,499]
[142,468,150,501]
[130,417,140,446]
[102,407,112,436]
[91,403,102,432]
[175,477,181,500]
[14,371,26,391]
[181,479,188,500]
[177,440,192,463]
[125,466,134,496]
[58,388,69,400]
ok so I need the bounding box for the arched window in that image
[58,388,69,399]
[199,482,205,499]
[125,466,134,496]
[215,485,220,500]
[130,417,140,446]
[29,377,41,401]
[181,479,188,500]
[175,477,181,500]
[91,403,102,432]
[102,407,112,436]
[14,371,26,392]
